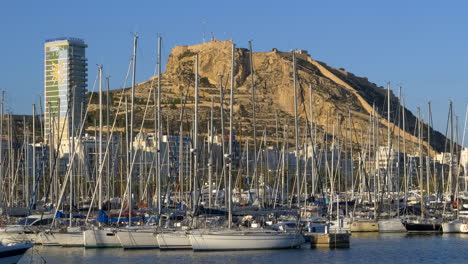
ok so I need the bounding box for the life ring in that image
[453,201,459,208]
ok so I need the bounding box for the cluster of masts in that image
[0,35,467,234]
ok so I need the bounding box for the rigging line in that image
[41,71,97,213]
[116,90,155,221]
[50,71,104,225]
[461,104,468,148]
[80,76,127,222]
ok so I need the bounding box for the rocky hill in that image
[87,39,449,154]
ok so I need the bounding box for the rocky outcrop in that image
[88,39,449,154]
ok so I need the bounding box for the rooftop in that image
[45,37,86,46]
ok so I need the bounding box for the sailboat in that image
[403,217,442,232]
[350,104,379,232]
[377,85,406,233]
[442,103,468,234]
[189,229,304,251]
[189,45,305,251]
[84,34,153,249]
[403,107,442,233]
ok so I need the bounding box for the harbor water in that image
[19,233,468,264]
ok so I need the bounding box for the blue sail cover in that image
[97,210,109,223]
[54,211,85,219]
[56,211,65,218]
[97,210,140,224]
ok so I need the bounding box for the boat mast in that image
[275,110,279,164]
[430,102,438,196]
[418,107,424,219]
[309,83,315,197]
[157,36,162,217]
[372,104,377,220]
[129,34,138,226]
[228,43,235,228]
[106,76,111,201]
[32,104,36,206]
[48,102,53,205]
[275,110,280,203]
[402,96,408,205]
[387,82,391,193]
[331,121,336,213]
[454,115,460,213]
[54,101,59,205]
[282,125,287,205]
[349,108,354,201]
[449,101,454,199]
[192,54,199,210]
[248,40,258,201]
[70,86,75,227]
[345,107,349,216]
[426,102,431,199]
[124,96,129,209]
[292,51,300,205]
[208,96,214,208]
[396,87,401,217]
[178,94,185,206]
[463,104,468,192]
[98,65,103,216]
[24,116,28,207]
[219,74,226,208]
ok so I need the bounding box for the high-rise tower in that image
[44,38,87,148]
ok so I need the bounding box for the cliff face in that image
[88,40,448,154]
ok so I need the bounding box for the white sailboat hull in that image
[117,231,159,249]
[0,231,40,244]
[189,231,305,251]
[39,232,84,246]
[156,232,191,249]
[459,223,468,233]
[84,229,121,248]
[442,221,462,233]
[378,219,406,233]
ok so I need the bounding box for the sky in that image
[1,0,468,143]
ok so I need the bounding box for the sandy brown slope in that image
[87,40,448,154]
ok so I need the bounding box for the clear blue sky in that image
[1,0,468,142]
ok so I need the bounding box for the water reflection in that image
[19,233,468,264]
